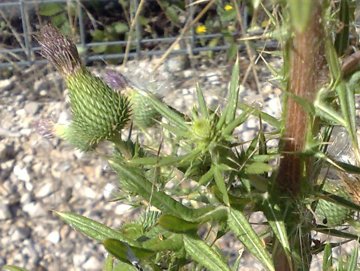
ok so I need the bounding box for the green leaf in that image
[110,160,195,221]
[347,245,358,271]
[334,0,350,56]
[225,56,240,124]
[213,165,230,205]
[222,110,252,137]
[198,166,214,186]
[196,83,209,119]
[217,57,240,130]
[322,243,333,271]
[245,162,273,174]
[325,38,342,83]
[141,232,183,251]
[238,103,281,129]
[262,197,291,264]
[183,235,231,271]
[336,82,360,161]
[228,208,275,271]
[113,261,137,271]
[39,3,64,16]
[113,22,129,33]
[2,266,29,271]
[139,88,188,133]
[158,214,199,233]
[54,211,137,245]
[103,238,154,264]
[104,254,114,271]
[314,225,360,240]
[91,29,105,41]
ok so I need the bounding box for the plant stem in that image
[275,1,328,270]
[277,1,327,196]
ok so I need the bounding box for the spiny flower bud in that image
[103,70,160,129]
[37,25,131,151]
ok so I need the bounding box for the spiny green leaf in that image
[262,197,291,264]
[314,225,360,240]
[103,238,154,263]
[139,88,188,132]
[54,211,137,245]
[158,214,199,233]
[222,110,252,136]
[347,245,358,271]
[196,83,209,119]
[141,233,183,251]
[228,208,275,271]
[245,162,273,175]
[225,57,240,124]
[334,0,350,56]
[213,165,230,205]
[110,160,194,220]
[322,243,333,271]
[183,235,231,271]
[336,81,360,161]
[238,103,280,129]
[103,254,114,271]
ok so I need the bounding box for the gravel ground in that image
[0,55,358,270]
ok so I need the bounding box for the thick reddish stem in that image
[277,3,327,195]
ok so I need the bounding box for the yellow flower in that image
[224,4,233,11]
[196,25,207,34]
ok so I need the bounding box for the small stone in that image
[183,69,193,78]
[16,108,26,118]
[0,78,13,90]
[35,182,56,198]
[241,130,255,142]
[20,192,33,205]
[81,186,97,199]
[11,226,31,242]
[13,165,30,182]
[246,118,258,129]
[82,256,102,270]
[22,202,47,217]
[73,253,88,267]
[0,159,15,180]
[22,154,33,164]
[103,183,116,199]
[114,204,133,215]
[0,203,11,220]
[46,230,60,244]
[24,102,41,115]
[0,142,15,161]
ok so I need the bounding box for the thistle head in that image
[103,70,161,129]
[37,25,131,151]
[103,70,130,92]
[36,24,82,77]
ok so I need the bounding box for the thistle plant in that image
[37,24,131,151]
[6,2,360,271]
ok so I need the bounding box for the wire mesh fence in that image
[0,0,266,69]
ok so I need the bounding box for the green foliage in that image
[36,1,360,270]
[91,22,129,55]
[39,2,76,35]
